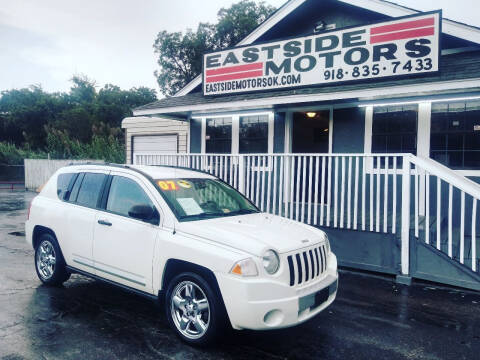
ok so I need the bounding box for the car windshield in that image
[155,178,259,221]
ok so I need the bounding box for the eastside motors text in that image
[203,12,440,95]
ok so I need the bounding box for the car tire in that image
[34,233,70,286]
[165,272,226,346]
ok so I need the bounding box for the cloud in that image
[0,0,478,93]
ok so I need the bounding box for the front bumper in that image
[216,252,338,330]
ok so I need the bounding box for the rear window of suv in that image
[57,173,76,200]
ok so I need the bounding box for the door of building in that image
[292,110,330,153]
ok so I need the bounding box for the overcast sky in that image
[1,0,479,95]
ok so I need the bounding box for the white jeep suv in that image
[26,164,338,345]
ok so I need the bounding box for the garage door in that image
[132,135,178,164]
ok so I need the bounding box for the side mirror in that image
[128,204,160,225]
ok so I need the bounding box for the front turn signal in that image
[230,258,258,277]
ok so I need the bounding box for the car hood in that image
[176,213,327,256]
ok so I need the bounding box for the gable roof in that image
[173,0,480,98]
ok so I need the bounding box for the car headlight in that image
[230,258,258,277]
[262,249,280,274]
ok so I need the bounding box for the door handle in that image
[97,219,112,226]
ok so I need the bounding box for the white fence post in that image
[238,155,245,194]
[400,155,411,278]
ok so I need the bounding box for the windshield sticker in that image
[157,180,178,191]
[177,180,192,189]
[176,198,204,215]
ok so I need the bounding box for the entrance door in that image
[292,110,330,153]
[289,110,330,216]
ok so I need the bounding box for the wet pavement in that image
[1,190,479,360]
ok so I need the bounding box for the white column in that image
[232,115,240,154]
[417,102,431,216]
[401,156,411,276]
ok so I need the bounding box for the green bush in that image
[0,142,47,165]
[0,132,125,165]
[45,129,125,163]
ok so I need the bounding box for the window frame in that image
[196,111,274,154]
[430,100,480,170]
[239,114,270,154]
[204,116,233,154]
[370,104,419,156]
[364,104,421,173]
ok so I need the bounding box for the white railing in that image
[408,155,480,273]
[134,153,480,276]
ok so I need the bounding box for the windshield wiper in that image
[179,212,225,220]
[227,209,259,216]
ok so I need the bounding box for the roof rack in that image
[148,164,213,177]
[65,162,213,178]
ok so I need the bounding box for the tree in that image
[153,0,276,96]
[0,85,66,148]
[0,75,157,163]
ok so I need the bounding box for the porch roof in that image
[134,50,480,117]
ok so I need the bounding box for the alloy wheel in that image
[170,280,210,339]
[36,240,56,280]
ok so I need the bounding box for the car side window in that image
[68,173,84,203]
[57,173,76,200]
[75,173,107,208]
[106,176,155,218]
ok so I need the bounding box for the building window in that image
[239,115,269,153]
[430,100,480,169]
[371,105,418,155]
[205,117,232,153]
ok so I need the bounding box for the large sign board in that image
[203,11,441,96]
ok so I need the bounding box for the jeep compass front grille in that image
[287,245,328,286]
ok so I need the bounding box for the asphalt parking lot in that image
[1,190,479,360]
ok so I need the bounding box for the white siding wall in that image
[122,116,189,164]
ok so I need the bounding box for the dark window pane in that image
[448,113,465,131]
[372,114,387,133]
[447,152,463,168]
[76,173,106,208]
[464,151,480,169]
[465,133,480,150]
[372,105,418,155]
[206,117,232,153]
[431,134,446,151]
[402,135,417,152]
[371,135,386,152]
[239,115,268,154]
[386,135,402,152]
[431,151,447,165]
[447,133,463,150]
[69,173,84,203]
[431,113,447,132]
[430,100,480,170]
[465,109,480,131]
[107,176,154,218]
[57,173,75,200]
